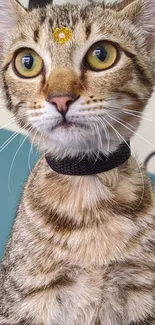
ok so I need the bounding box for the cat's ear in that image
[0,0,26,52]
[121,0,155,49]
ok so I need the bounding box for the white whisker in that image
[107,112,155,152]
[28,128,39,172]
[122,111,155,123]
[95,116,111,153]
[107,107,155,122]
[122,108,155,117]
[8,127,33,195]
[82,100,155,118]
[0,119,15,130]
[0,123,30,154]
[101,113,145,208]
[92,120,102,162]
[0,131,21,153]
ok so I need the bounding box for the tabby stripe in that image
[20,33,27,41]
[132,58,152,88]
[2,75,13,111]
[34,28,40,43]
[0,318,32,325]
[9,274,74,298]
[40,8,47,25]
[0,320,31,325]
[86,24,92,40]
[2,61,11,73]
[40,68,46,90]
[117,90,144,106]
[118,90,140,101]
[49,17,53,28]
[124,51,152,88]
[130,315,155,324]
[28,191,82,231]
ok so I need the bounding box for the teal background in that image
[0,129,39,261]
[0,129,155,262]
[149,173,155,190]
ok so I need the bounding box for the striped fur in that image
[0,0,155,324]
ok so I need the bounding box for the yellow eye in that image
[14,49,43,78]
[85,41,118,71]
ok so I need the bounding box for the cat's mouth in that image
[52,120,86,131]
[59,121,75,129]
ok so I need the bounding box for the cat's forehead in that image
[9,2,137,66]
[32,4,105,30]
[46,4,102,23]
[17,4,125,47]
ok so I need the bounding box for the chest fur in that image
[15,265,154,325]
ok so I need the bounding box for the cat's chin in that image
[51,121,86,132]
[45,122,96,152]
[31,124,123,161]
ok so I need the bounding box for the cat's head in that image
[0,0,155,159]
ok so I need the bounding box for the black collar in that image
[45,142,130,176]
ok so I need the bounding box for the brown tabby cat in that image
[0,0,155,324]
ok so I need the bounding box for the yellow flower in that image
[53,27,73,44]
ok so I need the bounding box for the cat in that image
[0,0,155,324]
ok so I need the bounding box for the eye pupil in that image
[93,47,107,62]
[22,54,34,70]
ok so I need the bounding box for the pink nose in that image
[49,95,75,116]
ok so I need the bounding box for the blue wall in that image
[0,129,39,261]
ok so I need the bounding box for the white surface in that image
[20,0,29,6]
[131,93,155,173]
